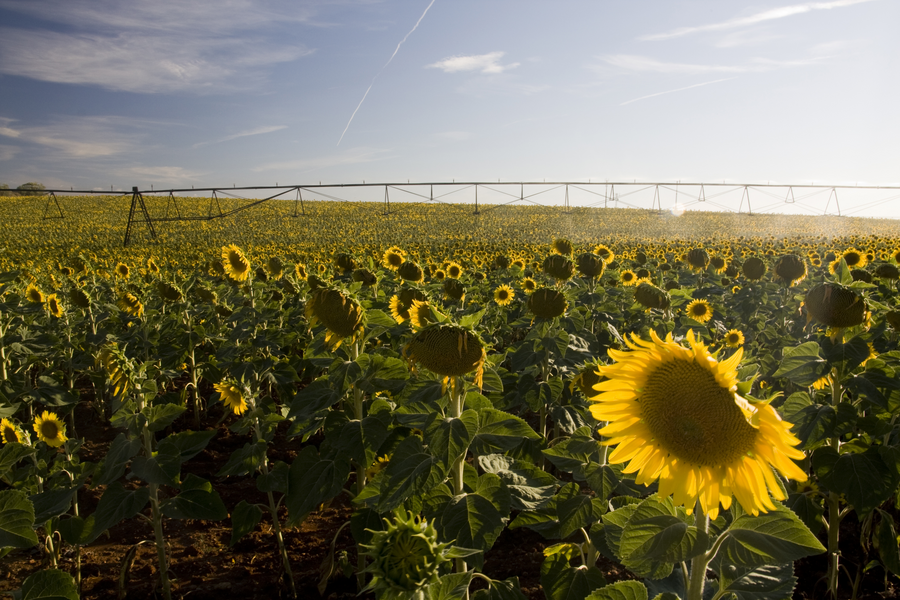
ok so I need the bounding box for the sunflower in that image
[552,238,574,256]
[493,284,515,306]
[294,263,308,281]
[403,324,485,386]
[685,299,713,323]
[365,454,391,481]
[389,289,427,324]
[118,293,144,318]
[222,244,251,282]
[576,253,605,278]
[25,283,44,304]
[213,381,249,415]
[398,260,425,283]
[773,254,807,286]
[527,288,567,319]
[408,299,438,330]
[446,262,463,279]
[306,288,365,349]
[590,330,807,519]
[686,248,710,271]
[620,270,638,286]
[267,256,284,279]
[45,294,63,318]
[147,258,160,274]
[382,246,406,271]
[433,269,447,281]
[593,244,614,262]
[33,411,67,448]
[115,262,130,279]
[724,329,744,348]
[520,277,537,294]
[1,418,25,444]
[839,248,867,269]
[710,256,728,274]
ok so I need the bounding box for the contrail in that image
[338,0,437,146]
[620,77,736,106]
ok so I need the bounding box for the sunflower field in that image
[1,194,900,600]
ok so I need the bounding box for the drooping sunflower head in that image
[724,329,745,348]
[195,286,218,304]
[213,381,249,415]
[575,253,605,278]
[685,299,713,323]
[45,294,64,318]
[492,255,511,270]
[442,278,466,301]
[147,258,160,274]
[157,281,183,303]
[382,246,406,271]
[493,284,515,307]
[686,248,710,271]
[874,263,900,280]
[209,259,227,278]
[222,244,251,282]
[335,252,358,273]
[634,281,670,311]
[97,343,133,399]
[1,418,25,445]
[527,288,568,319]
[69,287,91,309]
[352,268,378,286]
[591,330,807,519]
[33,411,67,448]
[710,256,728,274]
[542,254,575,282]
[267,256,284,279]
[572,363,604,399]
[805,282,867,329]
[773,254,807,286]
[25,283,44,304]
[741,257,767,281]
[552,238,575,257]
[403,323,485,384]
[398,260,425,283]
[117,292,144,318]
[390,288,428,324]
[306,288,365,349]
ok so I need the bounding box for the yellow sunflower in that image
[115,262,130,279]
[295,263,308,281]
[724,329,744,348]
[593,244,614,262]
[46,294,64,318]
[382,246,406,271]
[685,299,713,323]
[590,330,807,520]
[222,244,251,282]
[446,262,463,279]
[33,411,67,448]
[520,277,537,294]
[493,284,515,307]
[1,418,25,444]
[25,283,44,304]
[118,292,144,318]
[408,299,438,330]
[620,270,638,286]
[213,381,249,415]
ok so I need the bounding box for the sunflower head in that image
[25,283,44,304]
[620,270,638,286]
[686,248,710,271]
[1,418,25,445]
[114,262,130,279]
[493,284,515,306]
[222,244,251,282]
[213,381,249,415]
[306,288,365,348]
[885,310,900,331]
[492,255,511,269]
[575,253,605,278]
[69,287,91,308]
[294,263,308,281]
[33,411,67,448]
[118,292,144,317]
[403,323,485,381]
[382,246,406,271]
[542,254,575,282]
[527,288,568,319]
[45,294,63,318]
[157,281,183,303]
[741,257,767,281]
[398,260,425,283]
[634,281,670,311]
[97,343,134,399]
[773,254,807,286]
[521,277,537,294]
[874,263,900,280]
[552,238,575,257]
[591,330,807,519]
[442,278,466,301]
[804,282,867,328]
[841,248,867,269]
[335,253,358,273]
[685,299,713,323]
[209,259,227,277]
[593,244,614,262]
[446,262,463,279]
[573,364,604,399]
[352,268,377,286]
[408,299,438,330]
[390,288,428,324]
[147,258,160,274]
[724,329,745,348]
[267,256,284,279]
[710,256,728,274]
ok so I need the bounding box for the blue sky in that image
[1,0,898,216]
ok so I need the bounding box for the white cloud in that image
[640,0,877,41]
[252,147,392,172]
[0,0,315,93]
[598,54,828,75]
[620,77,737,106]
[123,166,205,181]
[0,116,160,158]
[427,52,520,74]
[193,126,288,149]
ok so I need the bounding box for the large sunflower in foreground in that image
[222,244,251,282]
[590,330,807,520]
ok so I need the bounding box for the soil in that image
[1,403,898,600]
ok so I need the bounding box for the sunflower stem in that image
[350,339,369,590]
[450,376,467,575]
[686,505,710,600]
[826,366,844,598]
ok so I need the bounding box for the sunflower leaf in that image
[773,342,827,387]
[585,580,649,600]
[715,503,825,567]
[20,568,79,600]
[715,563,796,600]
[540,553,607,600]
[0,490,38,549]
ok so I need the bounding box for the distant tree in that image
[16,182,46,196]
[0,183,13,197]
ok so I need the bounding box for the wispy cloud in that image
[620,77,737,106]
[599,54,828,75]
[123,166,205,181]
[0,0,314,93]
[193,126,287,149]
[0,116,158,158]
[253,147,392,172]
[640,0,877,41]
[427,51,520,74]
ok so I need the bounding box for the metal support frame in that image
[42,192,64,220]
[785,187,795,203]
[697,184,706,203]
[824,188,841,216]
[208,191,223,218]
[564,185,570,213]
[651,185,662,212]
[738,186,752,215]
[124,187,158,247]
[292,187,305,217]
[383,185,390,215]
[474,185,479,215]
[164,191,182,219]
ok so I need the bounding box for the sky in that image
[1,0,899,217]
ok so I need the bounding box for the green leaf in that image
[336,412,391,468]
[813,446,897,516]
[716,503,826,567]
[477,454,558,511]
[142,403,187,432]
[875,508,900,577]
[0,490,38,548]
[601,502,640,561]
[58,483,150,546]
[472,408,541,455]
[558,493,605,539]
[20,568,79,600]
[0,443,34,482]
[540,553,607,600]
[471,576,528,600]
[257,460,290,494]
[773,342,828,386]
[217,440,268,477]
[716,563,796,600]
[509,483,580,539]
[230,500,263,546]
[542,435,602,474]
[618,496,705,578]
[585,580,649,600]
[428,410,479,470]
[784,491,824,535]
[425,572,475,600]
[93,433,141,486]
[377,436,447,512]
[157,429,216,463]
[459,308,487,330]
[161,474,227,520]
[286,446,351,522]
[790,404,836,450]
[584,464,620,504]
[287,378,341,421]
[438,475,510,569]
[29,486,80,524]
[329,359,363,392]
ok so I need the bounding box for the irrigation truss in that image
[31,181,900,247]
